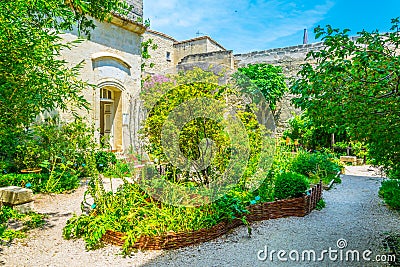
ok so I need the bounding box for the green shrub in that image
[63,182,251,252]
[379,179,400,210]
[103,159,132,178]
[315,199,326,210]
[274,172,309,200]
[95,151,117,172]
[0,172,79,193]
[0,206,46,243]
[290,151,341,185]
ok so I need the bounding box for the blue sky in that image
[144,0,400,54]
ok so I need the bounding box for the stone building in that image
[60,0,146,151]
[143,30,235,74]
[143,28,320,131]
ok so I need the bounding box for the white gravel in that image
[1,166,400,267]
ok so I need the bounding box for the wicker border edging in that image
[102,182,323,250]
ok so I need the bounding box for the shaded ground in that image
[1,166,399,266]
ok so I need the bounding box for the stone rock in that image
[13,201,34,214]
[0,186,33,205]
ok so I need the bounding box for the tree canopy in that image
[236,63,288,112]
[0,0,129,159]
[291,18,400,177]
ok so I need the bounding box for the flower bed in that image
[101,182,322,250]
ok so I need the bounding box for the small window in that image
[100,88,113,100]
[166,51,171,62]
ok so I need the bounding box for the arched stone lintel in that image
[97,78,126,92]
[91,52,132,69]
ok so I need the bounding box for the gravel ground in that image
[1,166,400,266]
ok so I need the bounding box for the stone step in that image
[0,186,34,205]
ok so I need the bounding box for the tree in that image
[235,63,288,112]
[0,0,130,161]
[291,18,400,177]
[141,68,264,187]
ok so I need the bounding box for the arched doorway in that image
[100,86,123,151]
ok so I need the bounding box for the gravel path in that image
[1,166,399,266]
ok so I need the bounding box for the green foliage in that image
[236,63,288,111]
[0,0,131,157]
[141,38,158,70]
[95,151,117,172]
[273,172,309,200]
[379,179,400,210]
[290,151,341,185]
[283,113,345,150]
[0,117,98,192]
[0,206,46,243]
[63,182,251,252]
[141,68,265,187]
[291,18,400,178]
[102,159,133,178]
[0,172,79,193]
[315,199,326,211]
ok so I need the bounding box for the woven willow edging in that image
[101,182,323,250]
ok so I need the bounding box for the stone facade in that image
[174,36,226,65]
[60,15,146,151]
[125,0,143,20]
[179,50,234,69]
[142,30,177,74]
[143,32,233,73]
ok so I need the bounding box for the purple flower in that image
[255,196,261,201]
[250,200,256,205]
[91,203,96,209]
[25,183,32,188]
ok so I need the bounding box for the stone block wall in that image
[125,0,143,21]
[179,50,234,69]
[174,37,226,65]
[60,18,144,151]
[143,30,176,74]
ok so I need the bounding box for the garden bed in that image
[101,182,322,250]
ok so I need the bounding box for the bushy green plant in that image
[315,199,326,211]
[102,159,132,178]
[95,151,117,172]
[274,172,309,200]
[379,179,400,210]
[141,68,266,187]
[290,151,341,185]
[291,19,400,183]
[0,172,79,193]
[64,181,252,253]
[0,206,46,243]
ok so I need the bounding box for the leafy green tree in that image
[141,68,265,187]
[291,18,400,177]
[0,0,130,162]
[235,63,288,112]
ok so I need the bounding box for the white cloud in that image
[144,0,335,53]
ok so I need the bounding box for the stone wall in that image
[143,30,176,74]
[124,0,143,21]
[60,17,145,151]
[179,50,234,69]
[174,37,226,65]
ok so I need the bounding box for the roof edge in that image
[174,36,226,51]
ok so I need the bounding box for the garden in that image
[0,0,399,262]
